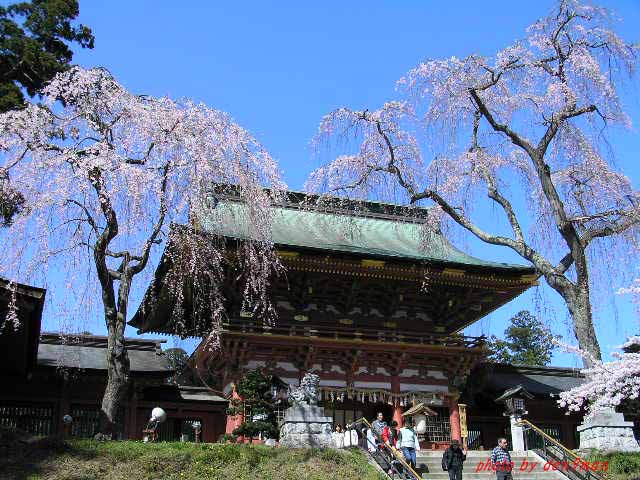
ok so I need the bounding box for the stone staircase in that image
[414,450,567,480]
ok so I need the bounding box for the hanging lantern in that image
[414,413,427,434]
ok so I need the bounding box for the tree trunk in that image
[565,283,602,367]
[544,266,602,368]
[99,318,130,437]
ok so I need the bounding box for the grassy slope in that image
[586,451,640,480]
[0,440,385,480]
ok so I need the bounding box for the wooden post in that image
[225,383,244,441]
[391,376,404,428]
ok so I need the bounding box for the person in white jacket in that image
[366,427,378,452]
[397,418,421,469]
[332,424,345,448]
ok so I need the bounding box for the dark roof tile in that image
[37,333,171,374]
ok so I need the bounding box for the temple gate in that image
[130,192,536,448]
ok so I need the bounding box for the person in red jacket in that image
[382,420,399,447]
[382,420,400,475]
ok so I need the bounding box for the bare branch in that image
[130,161,171,275]
[65,199,99,237]
[583,213,640,245]
[537,104,597,156]
[469,88,537,157]
[484,173,525,243]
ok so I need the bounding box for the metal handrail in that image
[516,420,581,462]
[516,419,606,480]
[348,417,422,480]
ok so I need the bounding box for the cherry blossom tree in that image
[0,67,285,434]
[307,0,640,366]
[556,337,640,414]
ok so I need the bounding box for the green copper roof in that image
[195,199,532,271]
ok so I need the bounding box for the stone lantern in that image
[495,385,533,452]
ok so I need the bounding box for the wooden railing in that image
[349,417,422,480]
[221,320,486,349]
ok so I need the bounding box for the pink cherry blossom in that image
[555,338,640,415]
[0,67,285,432]
[307,0,640,366]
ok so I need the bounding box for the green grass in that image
[586,451,640,480]
[0,439,385,480]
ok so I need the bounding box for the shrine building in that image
[130,191,541,447]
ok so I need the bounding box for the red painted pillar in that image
[448,393,462,442]
[225,383,244,437]
[391,376,404,428]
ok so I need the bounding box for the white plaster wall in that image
[319,379,347,387]
[276,362,298,372]
[399,383,449,393]
[353,381,392,389]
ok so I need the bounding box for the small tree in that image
[1,0,94,225]
[231,369,279,442]
[0,67,284,434]
[308,0,640,367]
[165,347,195,386]
[488,310,558,366]
[0,0,94,112]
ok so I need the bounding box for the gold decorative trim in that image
[277,250,300,258]
[361,259,386,268]
[279,255,535,290]
[443,268,466,277]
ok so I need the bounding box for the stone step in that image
[409,453,567,480]
[418,477,558,480]
[414,464,557,475]
[415,458,533,465]
[420,465,544,470]
[417,472,557,477]
[418,476,555,480]
[416,451,530,457]
[415,458,532,463]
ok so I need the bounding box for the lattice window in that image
[180,418,203,442]
[467,424,484,450]
[0,403,53,436]
[275,402,288,425]
[322,401,362,429]
[70,405,124,439]
[525,424,561,450]
[157,418,178,442]
[422,406,451,443]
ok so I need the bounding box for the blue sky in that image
[24,1,640,364]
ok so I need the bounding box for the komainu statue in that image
[288,372,320,406]
[279,372,333,448]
